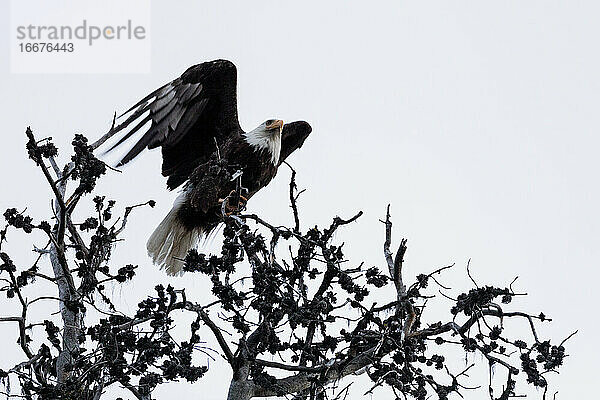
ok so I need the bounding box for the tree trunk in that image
[49,248,81,382]
[227,356,254,400]
[227,379,254,400]
[50,176,82,383]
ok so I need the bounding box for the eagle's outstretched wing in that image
[279,121,312,165]
[104,59,240,189]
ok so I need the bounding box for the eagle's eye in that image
[265,119,274,126]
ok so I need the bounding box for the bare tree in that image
[0,128,574,400]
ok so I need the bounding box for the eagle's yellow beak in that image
[266,119,284,132]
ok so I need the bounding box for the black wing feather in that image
[105,59,240,187]
[165,99,209,147]
[279,121,312,165]
[107,114,152,152]
[118,84,166,118]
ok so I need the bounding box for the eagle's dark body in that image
[102,60,312,274]
[177,131,279,231]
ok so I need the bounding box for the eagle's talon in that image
[219,190,247,217]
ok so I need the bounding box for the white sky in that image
[0,1,598,399]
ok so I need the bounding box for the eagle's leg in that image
[219,190,248,216]
[231,173,249,212]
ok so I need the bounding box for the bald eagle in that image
[101,59,312,275]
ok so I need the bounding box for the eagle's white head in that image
[244,119,283,165]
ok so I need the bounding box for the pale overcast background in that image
[1,1,598,399]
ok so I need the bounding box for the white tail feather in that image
[147,193,202,276]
